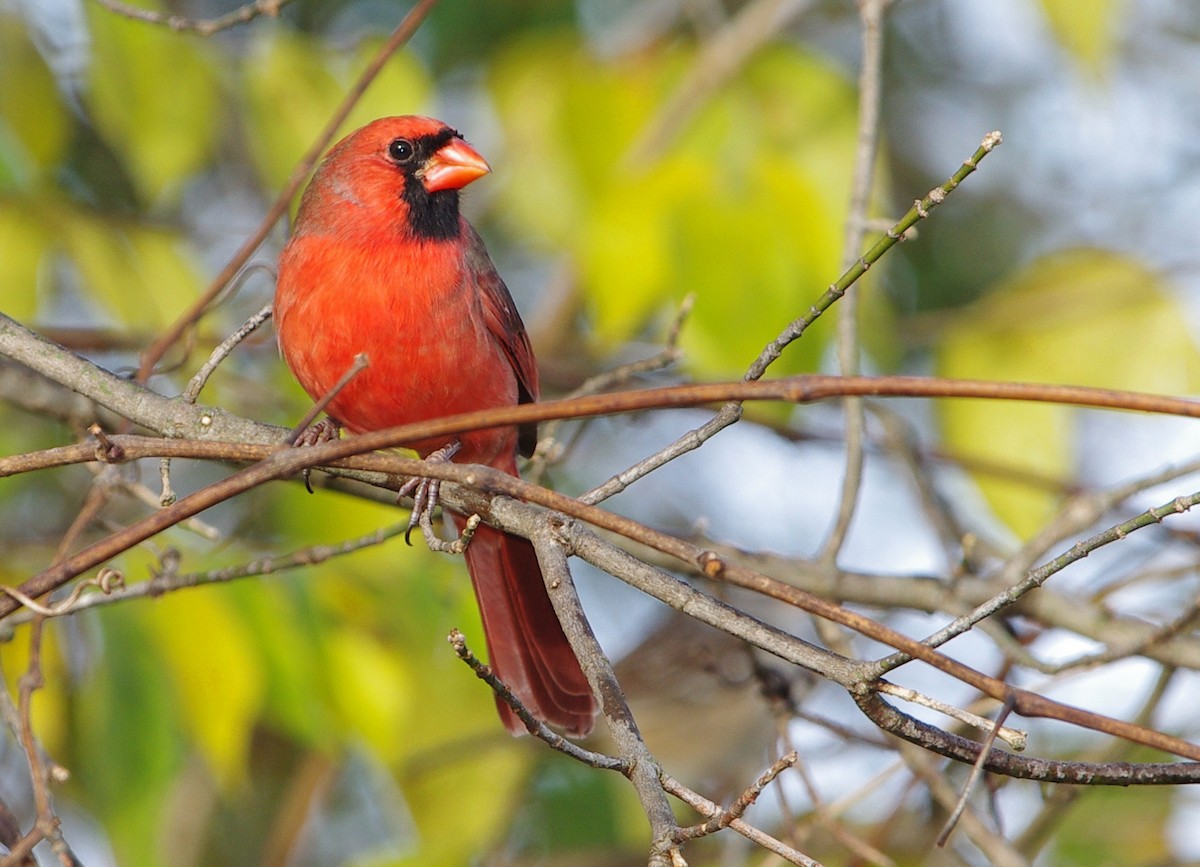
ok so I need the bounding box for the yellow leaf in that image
[398,744,529,867]
[579,157,702,344]
[146,590,264,787]
[0,620,69,756]
[324,627,414,764]
[492,38,858,376]
[242,32,431,195]
[1040,0,1123,76]
[938,249,1200,536]
[55,208,202,327]
[0,201,51,320]
[489,37,589,248]
[339,40,435,142]
[86,2,220,201]
[0,16,69,180]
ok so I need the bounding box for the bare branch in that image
[89,0,294,36]
[529,530,683,864]
[662,769,821,865]
[819,0,895,562]
[447,629,627,770]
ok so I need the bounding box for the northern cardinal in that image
[274,116,595,736]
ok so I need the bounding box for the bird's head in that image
[295,115,491,241]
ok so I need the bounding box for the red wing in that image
[463,222,541,457]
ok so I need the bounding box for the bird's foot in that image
[290,418,342,493]
[293,417,343,447]
[398,440,474,552]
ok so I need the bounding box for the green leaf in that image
[518,761,623,851]
[73,607,185,867]
[937,249,1200,536]
[268,486,503,744]
[1052,782,1172,864]
[85,1,221,202]
[224,579,335,748]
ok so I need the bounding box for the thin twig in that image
[0,522,415,632]
[675,750,798,840]
[447,629,628,770]
[661,774,821,866]
[870,490,1200,678]
[893,741,1027,867]
[182,304,274,404]
[937,694,1015,846]
[0,570,124,617]
[1043,595,1200,673]
[529,293,692,485]
[875,682,1026,751]
[285,353,369,445]
[6,481,114,867]
[819,0,895,563]
[89,0,293,36]
[1013,666,1177,860]
[622,0,816,167]
[102,471,219,538]
[868,401,982,570]
[4,362,1200,774]
[9,372,1200,485]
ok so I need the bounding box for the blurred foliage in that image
[1039,0,1123,76]
[938,249,1200,537]
[85,3,221,204]
[1050,781,1173,865]
[242,32,432,194]
[0,16,69,187]
[0,0,1194,865]
[491,35,854,374]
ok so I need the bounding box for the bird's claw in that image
[398,441,467,550]
[402,476,442,545]
[290,418,342,493]
[416,510,479,555]
[294,417,343,448]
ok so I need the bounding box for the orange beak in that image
[421,137,491,193]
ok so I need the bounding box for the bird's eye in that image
[388,138,415,163]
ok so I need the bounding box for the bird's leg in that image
[398,440,466,550]
[290,417,343,493]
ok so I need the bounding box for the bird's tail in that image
[455,516,596,737]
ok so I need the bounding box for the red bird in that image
[274,116,595,736]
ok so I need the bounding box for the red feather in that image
[275,116,595,736]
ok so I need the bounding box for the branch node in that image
[697,550,725,578]
[87,424,125,464]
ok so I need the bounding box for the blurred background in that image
[4,0,1200,864]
